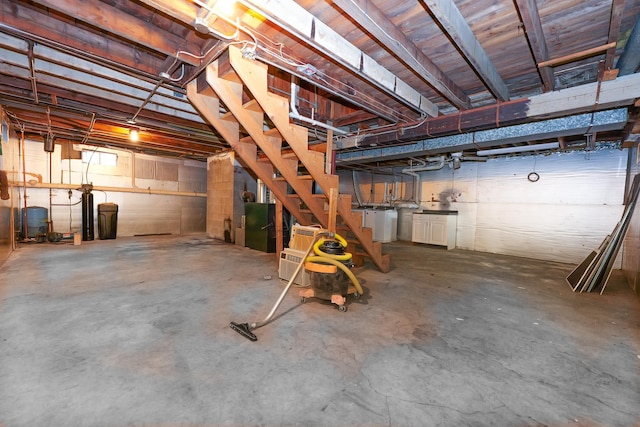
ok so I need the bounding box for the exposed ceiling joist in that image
[604,0,627,71]
[513,0,554,92]
[0,58,201,122]
[331,0,472,110]
[238,0,439,117]
[1,0,638,166]
[338,72,640,148]
[422,0,510,101]
[0,1,165,76]
[29,0,203,66]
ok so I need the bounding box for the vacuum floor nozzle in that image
[230,322,258,341]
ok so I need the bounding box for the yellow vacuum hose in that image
[313,234,352,261]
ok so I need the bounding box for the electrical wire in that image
[249,30,414,123]
[84,145,100,185]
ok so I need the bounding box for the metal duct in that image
[616,13,640,76]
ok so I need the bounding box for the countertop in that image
[413,209,458,215]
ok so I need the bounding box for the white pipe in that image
[401,157,445,173]
[290,81,348,135]
[383,182,389,204]
[11,181,205,198]
[402,170,421,205]
[392,180,399,202]
[352,170,364,207]
[400,157,445,205]
[476,142,560,156]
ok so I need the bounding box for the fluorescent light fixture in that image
[213,0,236,17]
[476,141,560,157]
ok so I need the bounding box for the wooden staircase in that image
[187,46,390,272]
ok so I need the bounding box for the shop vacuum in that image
[230,228,363,341]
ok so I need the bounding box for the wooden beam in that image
[538,42,617,68]
[604,0,626,71]
[338,72,640,148]
[0,79,219,139]
[513,0,554,92]
[331,110,379,127]
[422,0,510,101]
[137,0,237,38]
[239,0,438,117]
[325,102,334,174]
[29,0,202,66]
[327,188,338,234]
[332,0,471,110]
[275,199,283,260]
[0,1,166,75]
[9,106,222,154]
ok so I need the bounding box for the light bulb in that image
[129,129,139,142]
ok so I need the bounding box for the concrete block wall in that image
[0,107,18,266]
[416,149,626,264]
[207,152,236,241]
[340,148,628,265]
[7,139,206,240]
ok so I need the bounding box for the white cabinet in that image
[412,211,457,249]
[363,209,398,243]
[397,208,420,241]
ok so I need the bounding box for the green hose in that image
[305,255,364,296]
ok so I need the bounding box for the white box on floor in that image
[278,248,311,286]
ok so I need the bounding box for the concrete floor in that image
[0,234,639,427]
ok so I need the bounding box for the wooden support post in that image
[328,188,338,234]
[275,198,283,260]
[325,104,334,174]
[325,127,334,175]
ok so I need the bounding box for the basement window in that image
[82,150,118,167]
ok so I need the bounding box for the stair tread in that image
[220,111,236,121]
[274,175,314,181]
[264,128,281,137]
[243,99,262,112]
[281,151,299,159]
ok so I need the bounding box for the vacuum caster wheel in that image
[353,292,360,299]
[338,305,348,312]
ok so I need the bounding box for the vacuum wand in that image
[230,231,332,341]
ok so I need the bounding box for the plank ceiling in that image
[1,0,639,166]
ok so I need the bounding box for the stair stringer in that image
[186,76,312,225]
[227,47,390,272]
[205,58,329,226]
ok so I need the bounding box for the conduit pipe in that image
[11,181,205,198]
[401,157,446,205]
[352,170,364,207]
[20,130,28,238]
[290,80,348,135]
[402,169,421,205]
